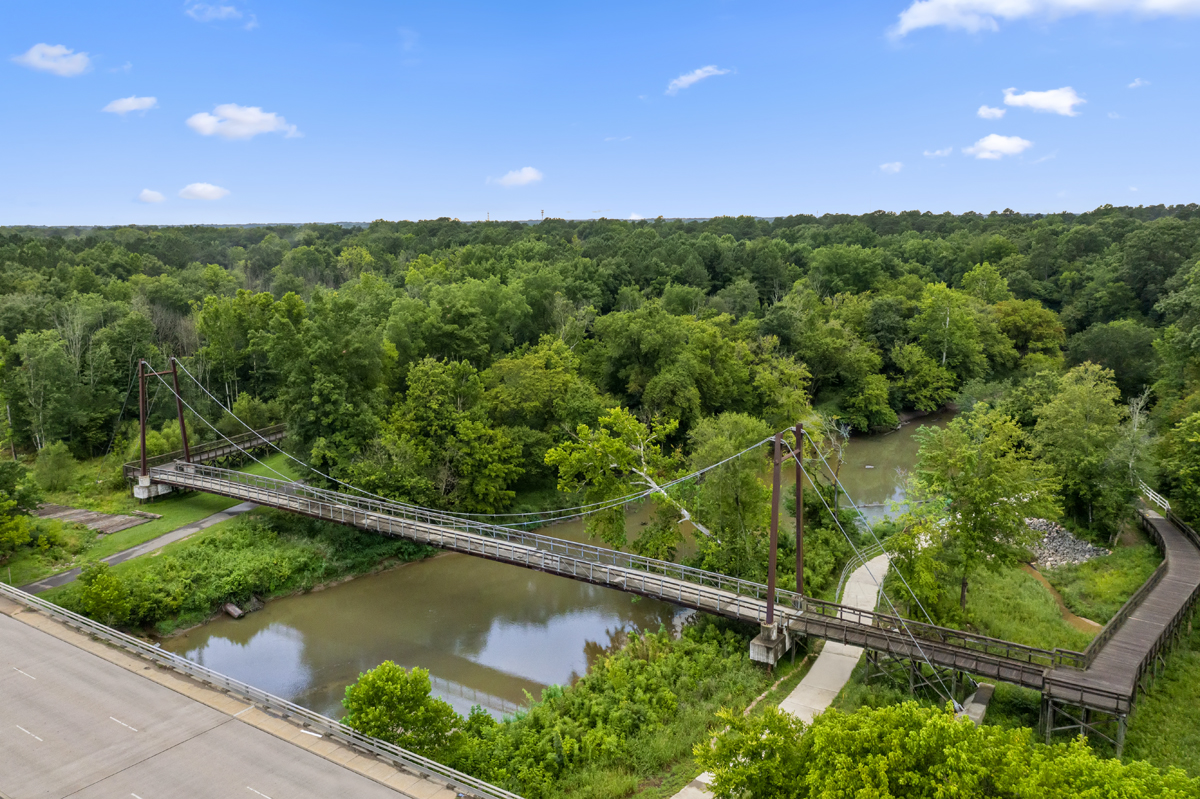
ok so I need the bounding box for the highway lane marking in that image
[12,666,36,679]
[15,725,43,741]
[234,706,253,717]
[300,729,322,737]
[110,716,139,732]
[132,794,145,799]
[247,788,272,799]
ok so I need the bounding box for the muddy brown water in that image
[164,412,956,719]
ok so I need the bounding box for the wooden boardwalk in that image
[1044,509,1200,715]
[141,460,1200,722]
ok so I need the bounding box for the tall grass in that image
[1123,624,1200,778]
[964,567,1095,652]
[1046,544,1162,624]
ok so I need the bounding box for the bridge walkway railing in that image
[122,424,287,481]
[150,462,1094,684]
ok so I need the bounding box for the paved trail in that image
[673,554,889,799]
[20,501,258,594]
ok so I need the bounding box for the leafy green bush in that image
[34,441,76,491]
[344,617,766,799]
[698,702,1199,798]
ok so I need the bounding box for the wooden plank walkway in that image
[1044,509,1200,714]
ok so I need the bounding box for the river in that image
[163,410,955,719]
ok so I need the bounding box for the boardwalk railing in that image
[0,581,523,799]
[1081,509,1170,668]
[122,424,287,481]
[150,461,1095,679]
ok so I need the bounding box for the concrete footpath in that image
[674,554,890,799]
[20,501,258,594]
[0,593,460,799]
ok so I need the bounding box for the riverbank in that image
[43,508,437,636]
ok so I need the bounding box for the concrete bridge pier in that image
[750,623,793,667]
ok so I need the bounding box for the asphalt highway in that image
[0,612,415,799]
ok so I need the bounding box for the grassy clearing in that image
[1045,543,1163,625]
[7,453,303,586]
[964,566,1095,652]
[1123,622,1200,778]
[44,507,435,635]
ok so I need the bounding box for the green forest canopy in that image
[1,205,1199,539]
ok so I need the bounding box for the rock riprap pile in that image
[1027,518,1110,569]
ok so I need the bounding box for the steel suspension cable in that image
[171,357,771,524]
[790,443,956,708]
[801,428,940,630]
[146,370,295,483]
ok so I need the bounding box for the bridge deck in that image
[1044,510,1200,713]
[147,461,1200,718]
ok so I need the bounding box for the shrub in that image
[33,441,77,491]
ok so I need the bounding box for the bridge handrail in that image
[123,424,287,480]
[800,594,1088,669]
[0,581,524,799]
[1080,507,1171,667]
[1139,479,1171,513]
[153,462,809,611]
[154,462,1091,671]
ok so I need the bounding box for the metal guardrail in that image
[834,542,885,604]
[150,461,1095,674]
[0,581,523,799]
[122,424,287,480]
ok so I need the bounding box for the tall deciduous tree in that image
[904,404,1060,612]
[1034,362,1129,532]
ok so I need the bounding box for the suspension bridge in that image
[114,358,1200,753]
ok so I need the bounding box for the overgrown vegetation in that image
[343,618,769,799]
[1047,543,1164,624]
[45,508,435,633]
[1124,623,1200,778]
[697,701,1199,798]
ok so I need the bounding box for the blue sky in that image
[3,1,1198,224]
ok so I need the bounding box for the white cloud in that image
[11,44,91,77]
[978,104,1006,119]
[398,27,419,51]
[186,3,242,21]
[1109,111,1122,119]
[138,189,165,203]
[892,0,1200,36]
[964,134,1033,159]
[1128,77,1149,88]
[244,14,259,30]
[1003,86,1085,116]
[666,65,730,95]
[495,167,543,187]
[103,96,157,115]
[880,162,904,174]
[186,104,299,139]
[179,183,230,200]
[1130,186,1139,191]
[924,147,953,157]
[630,213,645,220]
